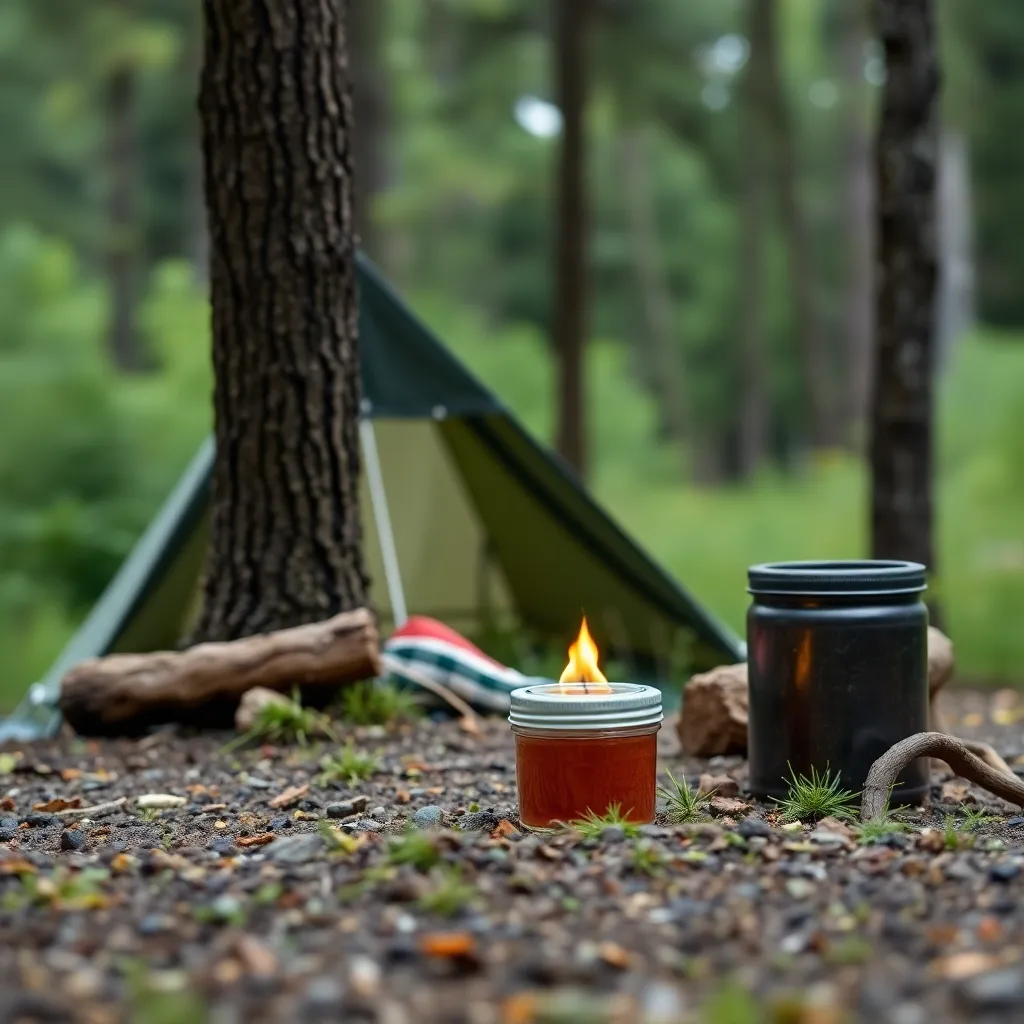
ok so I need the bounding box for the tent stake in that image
[360,417,408,627]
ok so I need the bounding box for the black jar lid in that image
[748,559,927,597]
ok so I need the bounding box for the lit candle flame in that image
[558,617,611,693]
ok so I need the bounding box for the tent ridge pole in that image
[360,417,408,627]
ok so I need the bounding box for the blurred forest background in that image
[2,0,1023,706]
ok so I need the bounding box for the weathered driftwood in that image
[59,609,380,735]
[862,732,1024,821]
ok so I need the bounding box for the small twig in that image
[54,797,128,818]
[379,654,481,733]
[862,732,1024,821]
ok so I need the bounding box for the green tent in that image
[1,255,742,741]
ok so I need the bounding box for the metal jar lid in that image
[508,681,663,731]
[748,559,927,597]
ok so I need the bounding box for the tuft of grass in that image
[774,764,859,823]
[316,741,380,786]
[700,980,759,1024]
[417,867,476,918]
[387,827,442,871]
[224,689,333,751]
[958,805,998,832]
[336,681,422,726]
[658,769,715,823]
[856,817,909,845]
[630,841,664,876]
[565,802,642,839]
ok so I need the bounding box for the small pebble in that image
[459,810,501,832]
[809,829,847,846]
[325,796,370,819]
[958,968,1024,1010]
[304,978,345,1010]
[23,812,56,828]
[599,825,626,844]
[269,816,291,830]
[737,817,771,839]
[265,833,324,865]
[0,816,19,842]
[412,805,444,829]
[990,860,1022,883]
[60,829,86,852]
[207,838,238,857]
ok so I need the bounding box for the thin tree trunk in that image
[761,0,834,450]
[619,129,686,445]
[350,0,390,265]
[737,0,771,478]
[553,0,589,478]
[870,0,940,594]
[106,66,142,372]
[190,0,369,643]
[839,0,874,447]
[187,0,208,286]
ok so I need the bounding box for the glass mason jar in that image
[747,560,929,803]
[509,682,663,831]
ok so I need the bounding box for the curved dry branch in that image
[862,731,1024,821]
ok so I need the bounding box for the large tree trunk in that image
[737,0,771,479]
[105,66,142,373]
[552,0,589,479]
[839,0,874,447]
[191,0,369,643]
[870,0,940,586]
[350,0,390,265]
[619,129,687,447]
[761,0,834,451]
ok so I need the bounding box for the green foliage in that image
[566,803,642,839]
[387,827,442,871]
[336,681,422,726]
[224,690,333,751]
[416,866,476,917]
[700,981,759,1024]
[942,804,998,848]
[774,765,859,823]
[316,742,381,786]
[856,816,909,845]
[658,769,715,823]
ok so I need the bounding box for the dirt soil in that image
[1,689,1024,1024]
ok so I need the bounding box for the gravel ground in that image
[1,689,1024,1024]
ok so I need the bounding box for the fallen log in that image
[862,732,1024,821]
[59,609,380,736]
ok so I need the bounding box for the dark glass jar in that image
[747,560,929,803]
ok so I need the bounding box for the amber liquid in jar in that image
[513,725,659,830]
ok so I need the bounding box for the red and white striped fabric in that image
[382,616,526,713]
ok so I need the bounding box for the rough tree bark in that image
[838,0,874,446]
[552,0,589,479]
[870,0,940,582]
[106,65,142,372]
[737,0,771,478]
[761,0,834,451]
[190,0,370,643]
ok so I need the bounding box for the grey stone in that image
[264,833,325,865]
[269,816,291,830]
[737,817,771,839]
[343,819,384,833]
[458,810,501,832]
[304,977,345,1010]
[1006,816,1024,828]
[22,812,56,828]
[599,825,626,843]
[0,817,18,842]
[412,805,444,829]
[59,829,86,852]
[990,860,1022,882]
[809,829,847,846]
[207,838,238,857]
[325,795,370,819]
[957,968,1024,1011]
